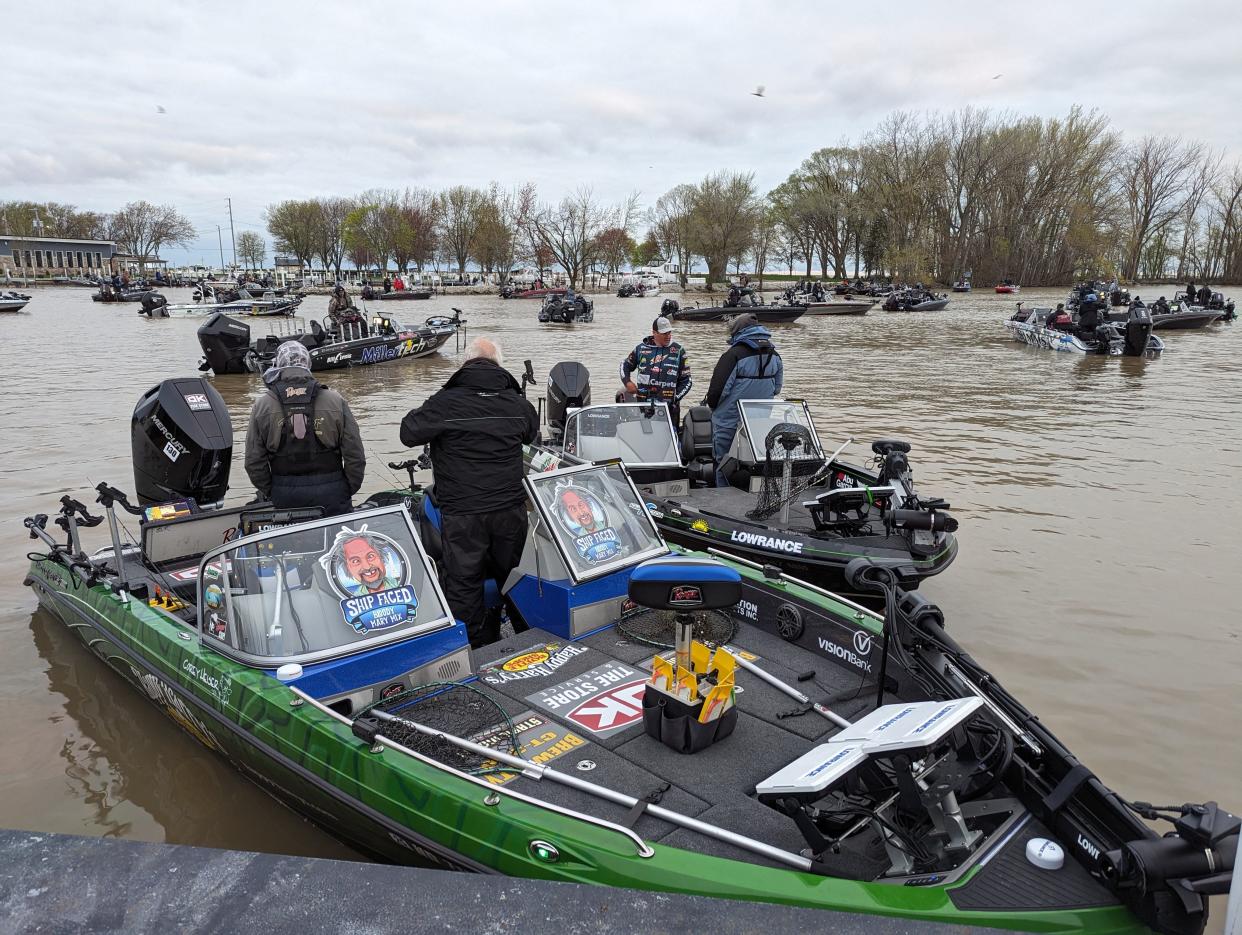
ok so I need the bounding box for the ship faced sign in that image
[526,662,648,738]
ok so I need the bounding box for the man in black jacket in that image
[400,337,539,647]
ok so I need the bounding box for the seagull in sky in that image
[991,74,1003,80]
[156,105,167,114]
[752,85,765,97]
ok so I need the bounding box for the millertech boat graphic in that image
[21,376,1238,934]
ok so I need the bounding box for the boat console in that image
[506,461,670,638]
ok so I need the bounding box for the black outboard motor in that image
[132,377,232,507]
[138,292,169,317]
[661,298,680,316]
[197,313,252,374]
[546,361,591,432]
[1123,305,1153,356]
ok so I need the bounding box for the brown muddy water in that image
[0,285,1238,868]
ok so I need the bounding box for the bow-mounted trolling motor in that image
[870,440,958,554]
[839,558,1240,933]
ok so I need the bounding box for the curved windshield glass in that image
[198,506,452,665]
[565,404,681,466]
[526,462,668,581]
[738,399,823,461]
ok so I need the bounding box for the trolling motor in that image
[1102,802,1239,910]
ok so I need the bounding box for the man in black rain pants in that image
[245,341,366,516]
[400,337,540,647]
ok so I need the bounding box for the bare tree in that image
[1118,136,1204,281]
[236,231,266,270]
[649,185,696,286]
[688,170,761,287]
[749,209,780,290]
[528,187,637,289]
[473,182,536,284]
[309,197,353,281]
[109,201,194,271]
[436,186,487,280]
[392,188,439,275]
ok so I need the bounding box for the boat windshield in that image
[197,506,453,666]
[563,404,682,467]
[525,462,668,581]
[738,399,824,461]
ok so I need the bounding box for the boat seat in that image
[627,556,742,612]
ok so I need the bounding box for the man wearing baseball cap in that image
[619,315,692,430]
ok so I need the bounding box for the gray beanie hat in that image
[728,312,758,338]
[274,340,312,371]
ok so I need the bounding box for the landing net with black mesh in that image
[747,422,827,521]
[616,607,738,649]
[358,681,520,774]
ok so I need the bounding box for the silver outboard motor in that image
[131,377,233,507]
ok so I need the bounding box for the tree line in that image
[264,107,1242,287]
[9,105,1242,285]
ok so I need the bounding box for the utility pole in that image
[217,226,225,272]
[226,197,237,267]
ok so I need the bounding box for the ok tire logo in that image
[566,681,647,736]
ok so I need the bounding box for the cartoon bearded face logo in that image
[343,536,388,592]
[320,524,407,599]
[557,487,602,535]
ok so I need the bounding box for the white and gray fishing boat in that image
[0,290,32,312]
[1006,305,1163,356]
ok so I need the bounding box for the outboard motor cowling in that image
[139,292,169,317]
[546,361,591,432]
[197,313,252,374]
[661,297,680,316]
[1124,306,1153,356]
[132,377,232,507]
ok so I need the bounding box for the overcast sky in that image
[5,0,1240,266]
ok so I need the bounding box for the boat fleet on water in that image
[21,293,1239,933]
[1006,279,1237,357]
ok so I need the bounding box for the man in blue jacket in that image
[704,313,784,487]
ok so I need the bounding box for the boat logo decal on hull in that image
[730,529,804,554]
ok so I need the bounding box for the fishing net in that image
[359,681,520,774]
[616,607,738,649]
[747,423,828,521]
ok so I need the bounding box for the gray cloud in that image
[5,0,1239,265]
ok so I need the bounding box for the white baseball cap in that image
[653,316,673,334]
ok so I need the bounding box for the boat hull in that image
[22,556,1149,934]
[0,299,31,313]
[883,299,949,312]
[672,306,806,323]
[374,290,433,301]
[799,302,871,315]
[1152,310,1220,330]
[1004,319,1165,355]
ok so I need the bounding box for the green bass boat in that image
[21,377,1237,934]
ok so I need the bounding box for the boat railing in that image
[290,684,813,870]
[288,687,656,859]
